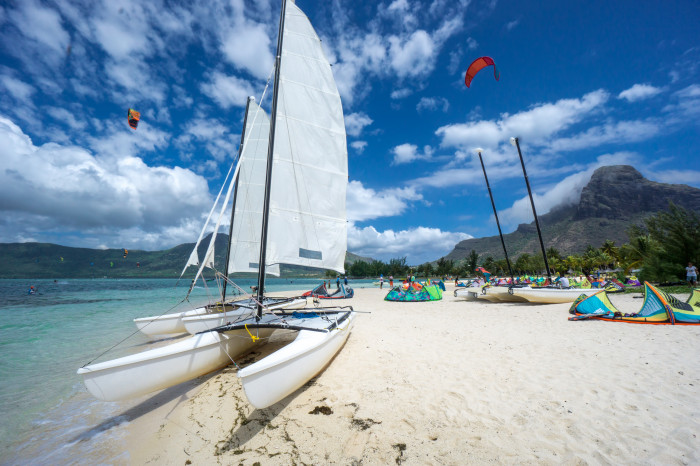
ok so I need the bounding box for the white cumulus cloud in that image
[346,180,423,222]
[345,112,373,137]
[0,115,213,249]
[348,224,471,264]
[618,83,662,102]
[437,90,609,150]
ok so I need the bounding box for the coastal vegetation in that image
[425,204,699,284]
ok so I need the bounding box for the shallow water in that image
[0,277,372,464]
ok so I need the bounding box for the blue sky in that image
[1,0,699,265]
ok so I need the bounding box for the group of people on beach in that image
[324,276,349,289]
[378,275,395,289]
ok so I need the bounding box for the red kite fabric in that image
[465,56,500,88]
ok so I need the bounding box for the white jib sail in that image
[179,160,237,278]
[228,98,280,276]
[266,0,348,274]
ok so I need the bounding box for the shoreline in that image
[102,284,700,464]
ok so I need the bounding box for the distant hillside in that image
[345,251,373,265]
[445,165,700,262]
[0,234,373,279]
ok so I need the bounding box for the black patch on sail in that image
[249,262,259,269]
[299,248,322,260]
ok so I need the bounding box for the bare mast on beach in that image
[510,137,551,283]
[476,148,515,283]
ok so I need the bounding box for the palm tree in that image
[600,240,619,269]
[619,233,658,274]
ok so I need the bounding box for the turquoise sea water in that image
[0,277,372,464]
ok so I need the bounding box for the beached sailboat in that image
[454,149,531,303]
[229,0,355,408]
[78,0,355,409]
[505,138,595,304]
[133,97,305,338]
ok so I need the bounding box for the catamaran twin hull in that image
[77,309,355,408]
[77,328,274,401]
[510,287,600,304]
[454,286,530,303]
[182,297,307,334]
[133,296,307,337]
[454,286,482,300]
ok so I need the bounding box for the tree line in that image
[342,203,699,283]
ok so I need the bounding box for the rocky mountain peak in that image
[575,165,700,220]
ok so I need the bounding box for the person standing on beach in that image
[389,276,394,288]
[344,275,348,286]
[379,275,384,289]
[336,276,340,289]
[686,262,698,287]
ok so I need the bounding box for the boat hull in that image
[454,287,481,300]
[481,286,530,303]
[511,287,599,304]
[238,311,355,409]
[77,329,273,401]
[182,297,307,334]
[133,307,209,336]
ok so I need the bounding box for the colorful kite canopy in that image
[464,56,499,88]
[127,108,140,129]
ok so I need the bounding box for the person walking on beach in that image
[686,262,698,287]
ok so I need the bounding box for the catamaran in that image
[78,0,356,409]
[133,97,305,338]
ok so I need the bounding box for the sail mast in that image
[476,149,515,283]
[255,0,289,319]
[510,137,552,283]
[222,97,254,302]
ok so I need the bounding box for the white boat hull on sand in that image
[135,297,307,337]
[238,311,355,409]
[133,307,210,336]
[454,287,481,300]
[182,297,307,334]
[480,286,530,303]
[77,328,273,401]
[510,287,600,304]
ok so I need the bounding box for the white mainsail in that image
[228,98,280,276]
[264,1,348,274]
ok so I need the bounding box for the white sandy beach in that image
[111,284,700,464]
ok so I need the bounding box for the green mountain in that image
[444,165,700,262]
[0,234,372,279]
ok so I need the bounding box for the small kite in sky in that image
[127,108,140,129]
[465,56,500,88]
